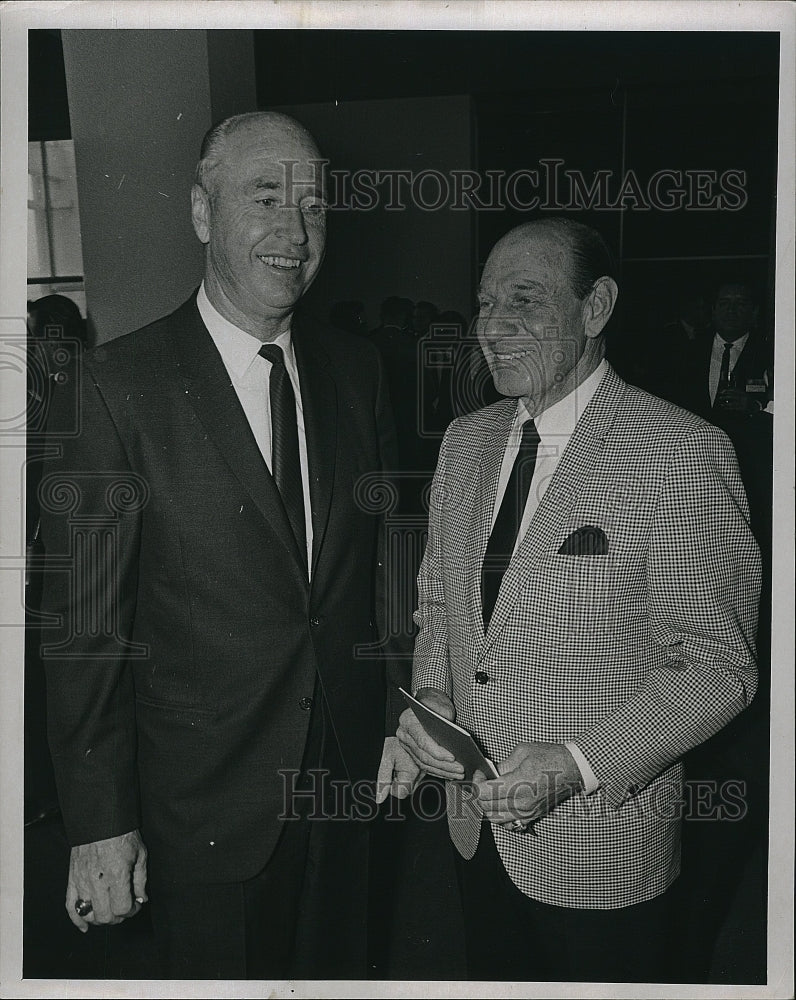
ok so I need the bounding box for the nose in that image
[483,311,520,346]
[275,206,309,245]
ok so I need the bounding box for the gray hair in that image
[504,217,617,300]
[194,111,321,199]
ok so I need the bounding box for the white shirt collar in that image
[196,281,295,383]
[515,357,609,441]
[713,331,750,353]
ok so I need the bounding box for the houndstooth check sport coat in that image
[412,362,760,909]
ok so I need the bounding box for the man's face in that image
[192,121,326,332]
[476,229,592,408]
[713,284,757,342]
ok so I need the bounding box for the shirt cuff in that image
[564,741,600,795]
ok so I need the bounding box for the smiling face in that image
[476,225,616,414]
[191,116,326,340]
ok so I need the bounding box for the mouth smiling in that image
[493,346,537,362]
[257,255,303,269]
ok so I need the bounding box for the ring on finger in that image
[75,898,93,917]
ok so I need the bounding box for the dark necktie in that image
[718,340,733,393]
[481,419,540,628]
[259,343,306,568]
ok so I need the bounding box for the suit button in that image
[299,696,313,711]
[474,671,489,685]
[310,616,321,628]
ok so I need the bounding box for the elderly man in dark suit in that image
[39,111,415,980]
[396,219,760,982]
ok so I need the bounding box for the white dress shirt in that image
[492,358,608,545]
[490,358,609,794]
[708,331,749,404]
[196,283,313,575]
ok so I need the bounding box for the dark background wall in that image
[254,30,779,374]
[29,29,780,357]
[269,95,475,325]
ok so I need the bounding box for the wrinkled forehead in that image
[220,123,326,193]
[480,231,571,291]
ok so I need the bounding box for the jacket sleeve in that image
[575,422,761,808]
[411,427,453,697]
[39,358,143,845]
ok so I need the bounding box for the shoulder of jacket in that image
[84,297,194,374]
[439,401,515,456]
[617,381,710,436]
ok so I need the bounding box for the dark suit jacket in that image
[40,294,401,883]
[660,329,772,420]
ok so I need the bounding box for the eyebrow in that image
[478,280,547,295]
[252,179,281,191]
[508,281,546,292]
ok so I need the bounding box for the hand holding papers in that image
[398,687,499,782]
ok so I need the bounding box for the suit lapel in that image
[168,296,307,573]
[480,364,627,658]
[292,316,337,576]
[732,334,766,386]
[468,401,516,646]
[698,335,715,412]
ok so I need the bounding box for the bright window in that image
[27,140,86,316]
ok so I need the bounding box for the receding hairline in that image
[487,217,615,299]
[492,218,581,258]
[485,220,580,290]
[195,111,322,192]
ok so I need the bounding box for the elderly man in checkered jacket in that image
[393,217,760,982]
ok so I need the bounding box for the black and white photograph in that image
[1,2,793,997]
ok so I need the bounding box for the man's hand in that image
[376,736,422,803]
[715,386,754,413]
[396,687,465,781]
[66,829,148,933]
[475,742,583,829]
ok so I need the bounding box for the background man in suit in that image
[649,277,773,553]
[40,111,414,980]
[662,279,772,420]
[396,218,760,982]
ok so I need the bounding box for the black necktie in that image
[259,344,306,567]
[481,419,540,628]
[718,340,733,392]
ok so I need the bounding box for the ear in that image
[583,276,618,339]
[191,184,211,245]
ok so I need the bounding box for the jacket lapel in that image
[292,316,337,576]
[480,364,627,658]
[468,401,516,646]
[168,296,307,573]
